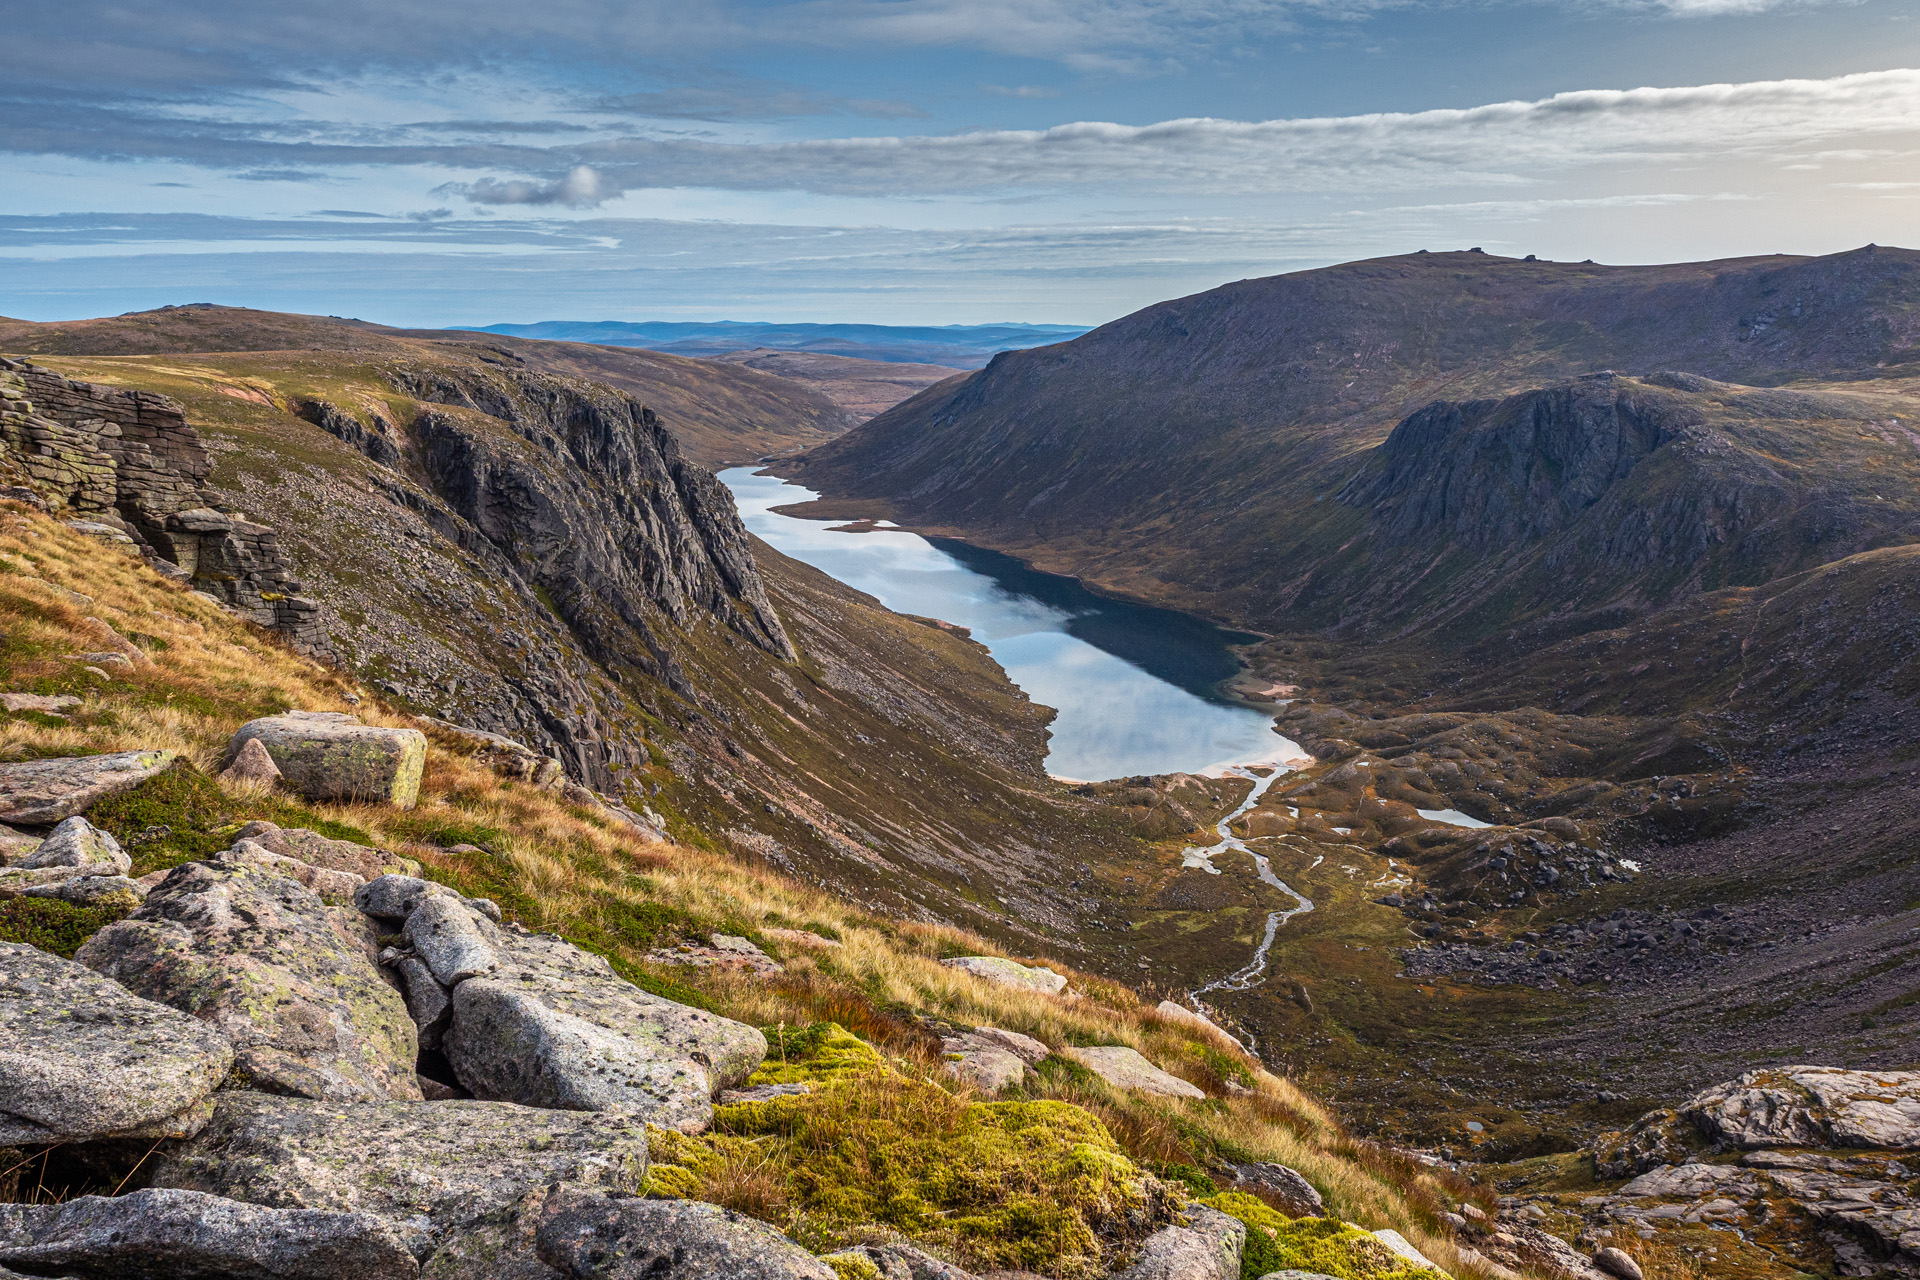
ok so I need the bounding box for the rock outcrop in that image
[939,955,1067,994]
[0,751,176,825]
[77,861,423,1101]
[153,1093,650,1260]
[0,1188,419,1280]
[226,713,428,809]
[1112,1206,1245,1280]
[0,941,233,1145]
[0,358,328,655]
[359,876,765,1130]
[1063,1046,1206,1100]
[533,1188,837,1280]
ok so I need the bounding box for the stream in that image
[1182,767,1316,1018]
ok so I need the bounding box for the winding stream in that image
[1183,767,1316,1013]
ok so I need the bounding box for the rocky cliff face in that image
[1293,372,1920,641]
[0,357,328,656]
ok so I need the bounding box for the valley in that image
[6,253,1920,1280]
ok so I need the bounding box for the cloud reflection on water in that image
[724,467,1299,782]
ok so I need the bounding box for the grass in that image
[0,503,1493,1276]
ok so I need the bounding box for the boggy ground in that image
[1053,571,1920,1182]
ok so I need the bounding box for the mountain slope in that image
[791,246,1920,627]
[0,305,852,467]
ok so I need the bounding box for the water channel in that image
[722,468,1308,783]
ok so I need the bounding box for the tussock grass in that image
[0,503,1489,1276]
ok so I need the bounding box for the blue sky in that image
[3,0,1919,326]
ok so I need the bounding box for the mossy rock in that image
[1202,1193,1446,1280]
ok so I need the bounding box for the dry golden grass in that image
[0,502,1491,1275]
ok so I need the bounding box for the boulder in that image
[1111,1206,1244,1280]
[940,956,1067,994]
[356,873,467,921]
[1681,1066,1920,1150]
[226,712,427,808]
[406,895,502,985]
[822,1243,975,1280]
[0,1187,418,1280]
[1593,1247,1644,1280]
[534,1188,836,1279]
[153,1092,649,1261]
[234,821,407,880]
[11,816,129,877]
[0,750,175,824]
[219,737,283,786]
[218,839,363,905]
[0,940,233,1146]
[447,919,766,1132]
[941,1035,1027,1093]
[0,826,39,864]
[1061,1046,1205,1100]
[382,949,454,1051]
[1371,1230,1440,1271]
[969,1026,1050,1065]
[20,873,146,907]
[0,693,81,715]
[76,861,422,1101]
[1228,1162,1324,1217]
[418,1185,564,1280]
[80,617,150,665]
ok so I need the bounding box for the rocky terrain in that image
[0,507,1496,1280]
[705,348,964,426]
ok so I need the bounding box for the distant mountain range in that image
[455,321,1090,368]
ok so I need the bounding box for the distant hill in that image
[456,320,1089,369]
[0,304,852,467]
[791,246,1920,637]
[703,348,963,426]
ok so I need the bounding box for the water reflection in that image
[723,468,1303,782]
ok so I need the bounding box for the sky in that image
[3,0,1919,327]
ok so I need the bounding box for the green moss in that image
[747,1022,884,1086]
[654,1025,1159,1276]
[1153,1161,1219,1198]
[0,896,133,957]
[1202,1193,1444,1280]
[825,1254,882,1280]
[87,760,376,877]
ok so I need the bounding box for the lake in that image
[723,468,1305,782]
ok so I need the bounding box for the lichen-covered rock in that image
[418,1185,564,1280]
[1680,1066,1920,1150]
[1228,1163,1324,1218]
[381,949,454,1051]
[419,718,563,789]
[226,713,427,808]
[1590,1107,1702,1179]
[18,817,129,872]
[75,861,422,1101]
[0,940,232,1146]
[534,1189,835,1279]
[233,821,407,881]
[405,895,501,985]
[941,1034,1027,1093]
[0,751,175,824]
[153,1093,649,1261]
[20,873,146,908]
[356,873,467,921]
[969,1026,1049,1066]
[1061,1046,1205,1100]
[217,839,363,905]
[939,956,1066,994]
[447,920,766,1131]
[1112,1206,1245,1280]
[0,1187,418,1280]
[822,1242,975,1280]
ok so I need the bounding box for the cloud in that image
[438,68,1920,203]
[982,84,1064,99]
[452,165,610,207]
[588,83,927,121]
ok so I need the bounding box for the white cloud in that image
[448,68,1920,203]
